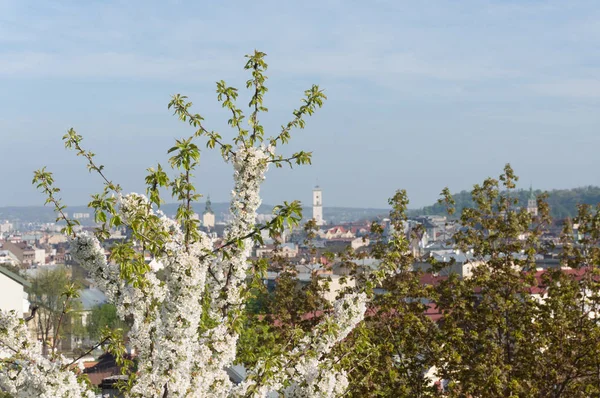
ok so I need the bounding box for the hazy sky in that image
[1,0,600,209]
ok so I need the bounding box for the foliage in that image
[431,165,600,397]
[422,185,600,219]
[336,190,440,397]
[87,303,129,341]
[237,267,332,368]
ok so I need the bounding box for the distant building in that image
[84,353,131,390]
[527,186,538,216]
[313,186,324,226]
[0,240,35,266]
[203,196,216,229]
[320,226,354,240]
[0,250,17,266]
[0,221,13,234]
[256,243,299,258]
[33,248,46,265]
[42,233,68,245]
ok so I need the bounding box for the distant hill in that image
[0,202,389,225]
[420,186,600,219]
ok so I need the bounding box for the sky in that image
[1,0,600,209]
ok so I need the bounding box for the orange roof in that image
[83,361,99,369]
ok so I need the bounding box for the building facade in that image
[312,186,324,226]
[0,267,30,318]
[203,196,216,229]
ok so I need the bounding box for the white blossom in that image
[1,142,370,397]
[0,310,97,398]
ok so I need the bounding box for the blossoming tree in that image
[0,51,371,397]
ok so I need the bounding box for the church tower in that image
[527,186,538,216]
[312,186,324,226]
[203,195,215,229]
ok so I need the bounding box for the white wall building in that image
[34,248,46,265]
[312,186,324,226]
[351,237,370,250]
[203,196,216,229]
[0,250,17,266]
[0,267,30,318]
[255,243,298,258]
[0,221,13,234]
[319,227,355,240]
[203,213,215,229]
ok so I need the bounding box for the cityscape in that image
[0,181,596,395]
[2,1,600,397]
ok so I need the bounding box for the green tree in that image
[336,191,440,397]
[337,167,600,397]
[428,165,600,397]
[87,303,129,341]
[430,166,547,397]
[531,267,600,397]
[29,266,81,356]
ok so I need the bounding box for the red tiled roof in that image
[83,361,99,369]
[527,267,597,294]
[86,371,115,386]
[424,302,443,322]
[419,273,447,286]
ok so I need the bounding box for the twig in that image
[62,336,111,369]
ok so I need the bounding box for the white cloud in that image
[529,79,600,99]
[0,0,548,84]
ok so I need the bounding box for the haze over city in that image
[2,0,600,208]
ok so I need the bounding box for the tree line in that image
[421,185,600,219]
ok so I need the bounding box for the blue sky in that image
[1,0,600,209]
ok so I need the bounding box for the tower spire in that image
[528,184,535,200]
[527,185,538,216]
[204,195,213,214]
